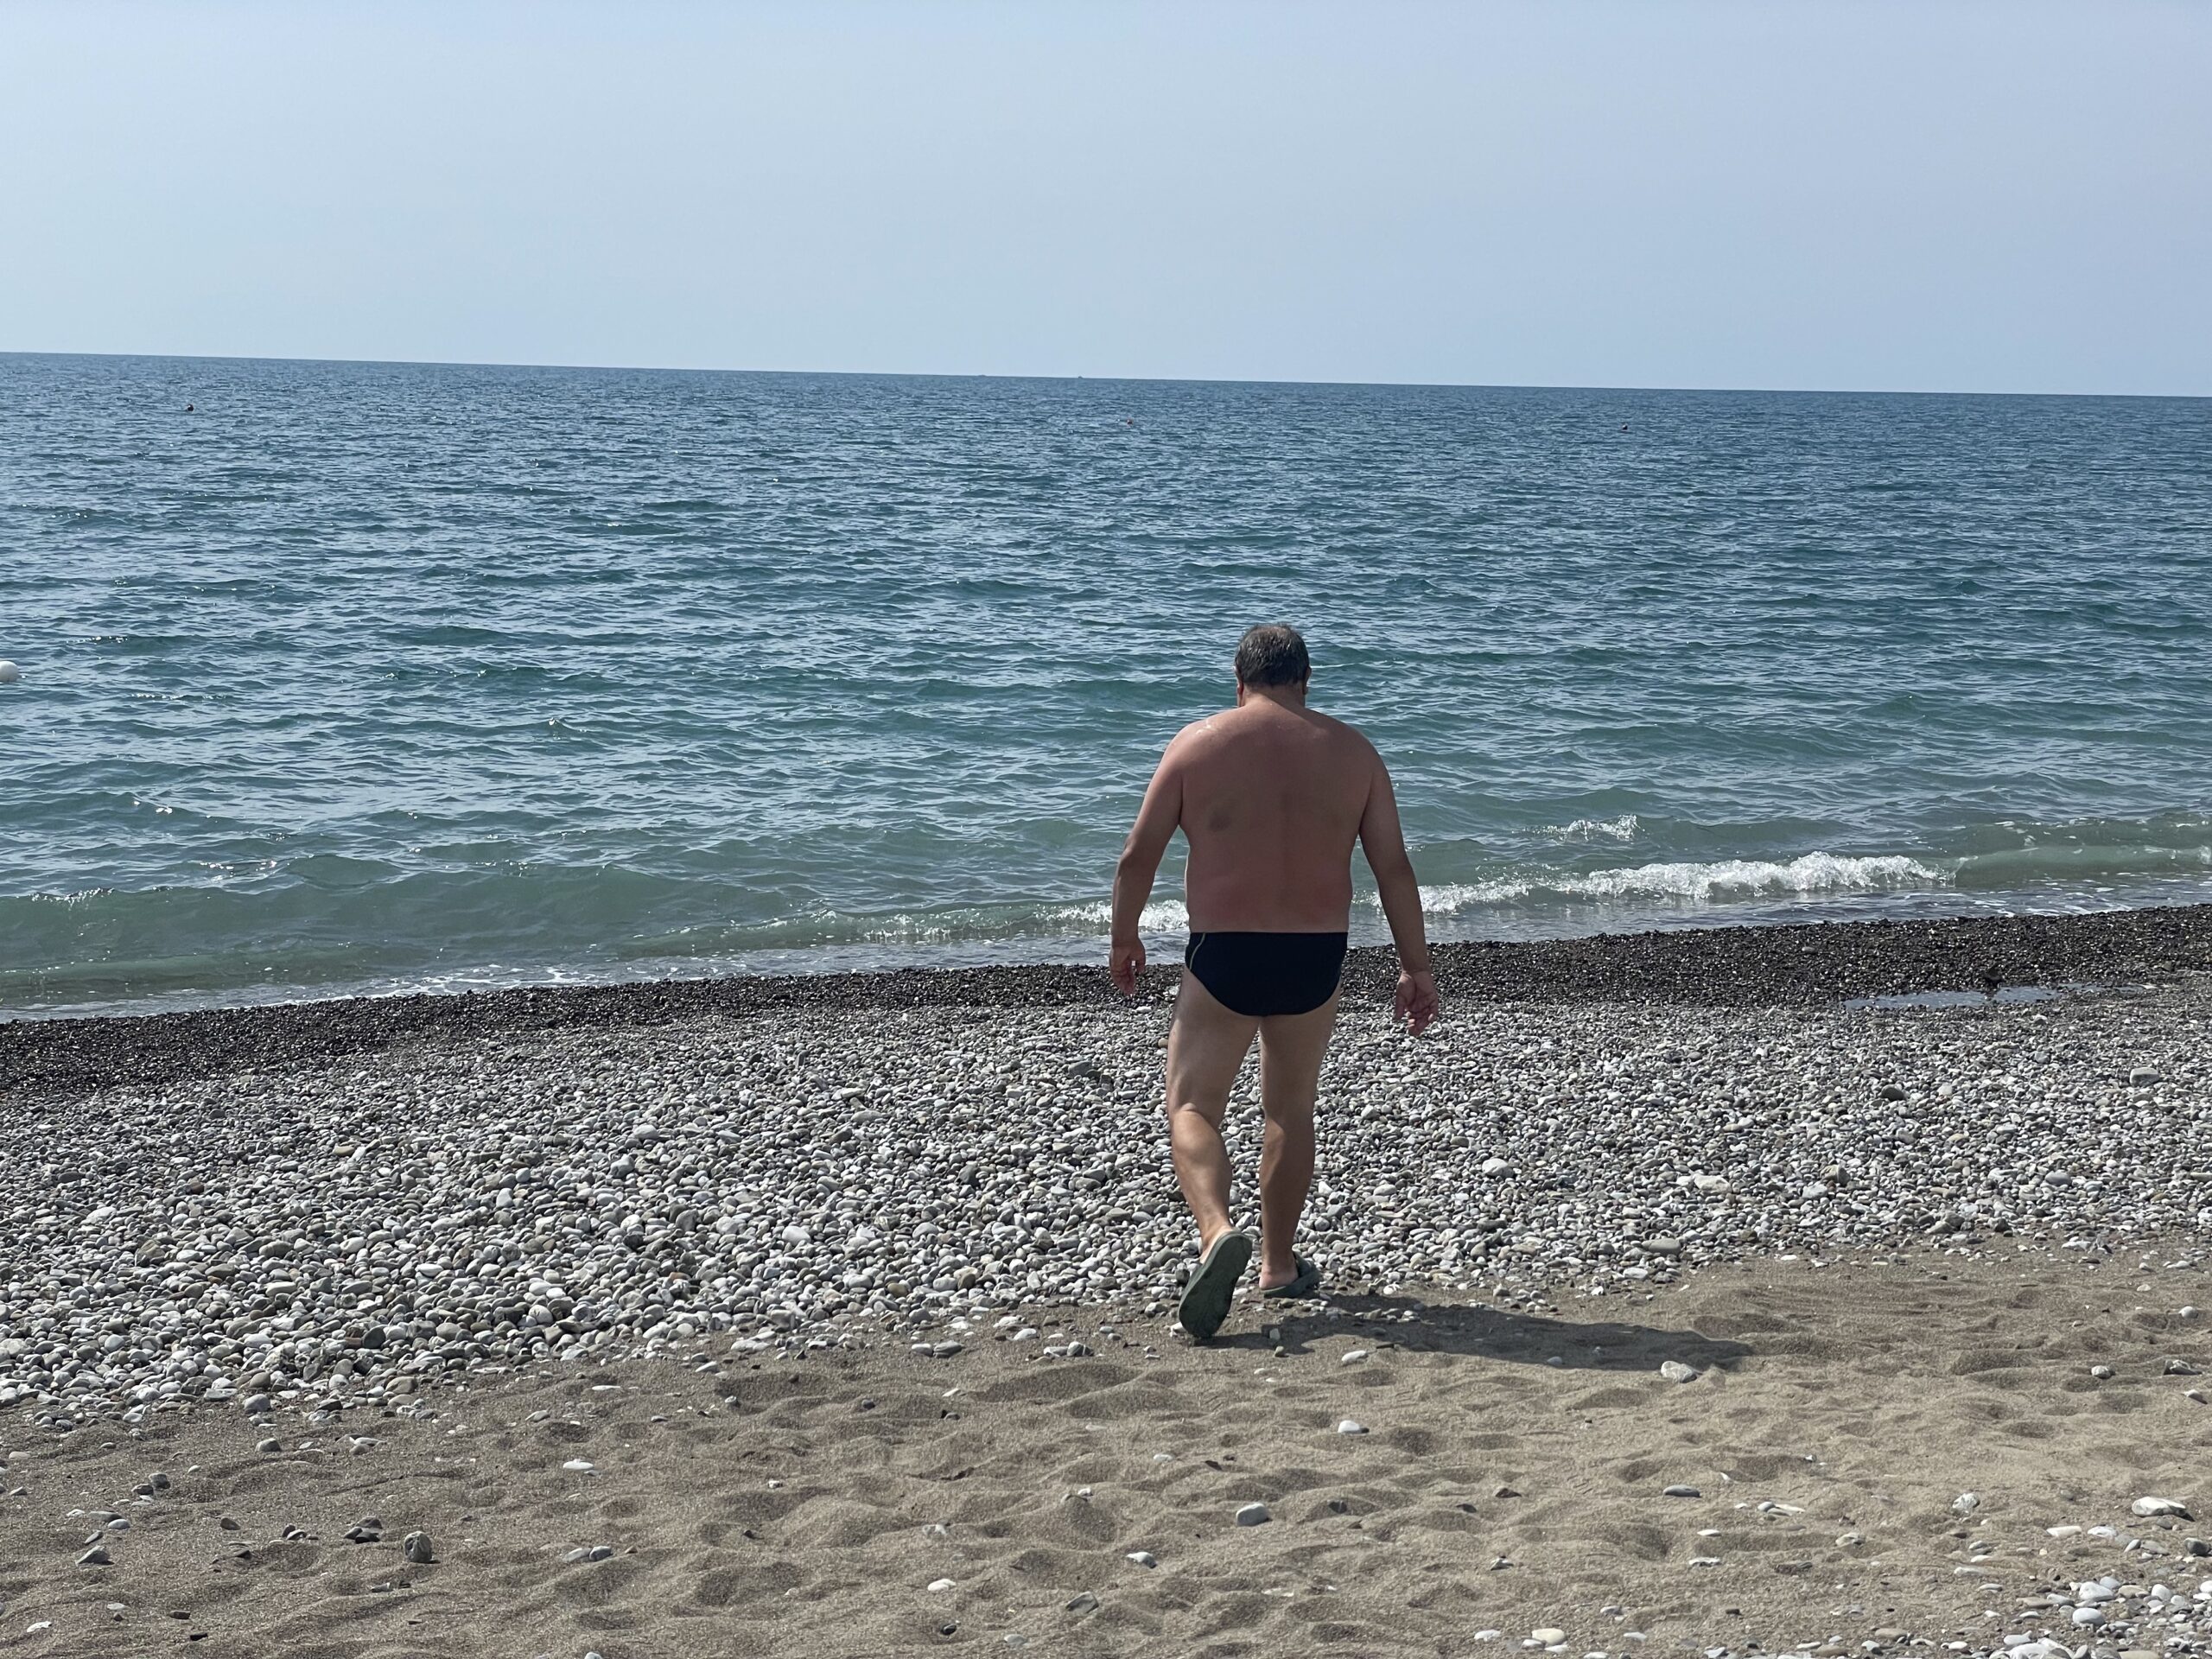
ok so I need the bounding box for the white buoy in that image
[0,661,19,683]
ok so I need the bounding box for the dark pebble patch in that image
[5,904,2209,1101]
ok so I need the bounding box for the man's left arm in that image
[1109,743,1184,995]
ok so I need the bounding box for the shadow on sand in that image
[1210,1291,1753,1374]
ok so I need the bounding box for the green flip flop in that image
[1176,1229,1255,1341]
[1261,1253,1322,1300]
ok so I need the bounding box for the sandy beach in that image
[3,1250,2207,1658]
[4,910,2210,1656]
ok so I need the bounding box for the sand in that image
[4,1246,2207,1659]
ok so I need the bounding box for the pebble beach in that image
[3,907,2210,1657]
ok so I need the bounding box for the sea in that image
[4,353,2209,1019]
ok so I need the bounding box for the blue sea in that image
[3,353,2209,1018]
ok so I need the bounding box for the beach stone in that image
[1954,1492,1980,1514]
[1126,1551,1157,1567]
[242,1394,271,1415]
[2070,1607,2105,1627]
[78,1545,111,1566]
[1658,1360,1700,1382]
[1341,1349,1370,1364]
[1064,1593,1098,1614]
[1234,1503,1271,1527]
[1662,1485,1701,1498]
[255,1438,280,1453]
[2090,1365,2115,1380]
[402,1530,434,1564]
[1337,1419,1368,1434]
[2129,1067,2159,1085]
[927,1578,956,1592]
[1532,1629,1567,1644]
[2132,1497,2191,1519]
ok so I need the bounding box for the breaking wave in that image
[1418,852,1943,913]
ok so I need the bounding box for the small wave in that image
[1546,815,1641,843]
[1951,842,2212,887]
[1415,852,1943,912]
[1028,898,1191,935]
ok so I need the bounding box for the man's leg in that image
[1165,969,1261,1250]
[1255,993,1339,1290]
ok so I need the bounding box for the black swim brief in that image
[1183,931,1349,1018]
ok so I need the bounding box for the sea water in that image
[3,353,2209,1016]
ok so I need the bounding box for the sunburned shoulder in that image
[1302,707,1373,745]
[1166,706,1378,765]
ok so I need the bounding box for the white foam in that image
[1547,814,1640,842]
[1039,898,1190,934]
[1412,852,1943,913]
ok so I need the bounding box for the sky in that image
[3,1,2207,395]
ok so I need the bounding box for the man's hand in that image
[1109,938,1147,997]
[1395,967,1440,1035]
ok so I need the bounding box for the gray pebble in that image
[403,1530,435,1564]
[1234,1503,1271,1527]
[1663,1484,1701,1498]
[4,971,2207,1427]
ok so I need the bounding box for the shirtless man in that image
[1109,624,1440,1339]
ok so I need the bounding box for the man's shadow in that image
[1213,1291,1752,1374]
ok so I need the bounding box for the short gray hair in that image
[1235,624,1310,688]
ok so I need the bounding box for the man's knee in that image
[1262,1100,1315,1133]
[1165,1091,1226,1130]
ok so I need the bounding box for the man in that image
[1109,624,1440,1340]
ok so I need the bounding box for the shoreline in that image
[6,902,2212,1099]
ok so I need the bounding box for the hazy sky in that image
[4,1,2206,393]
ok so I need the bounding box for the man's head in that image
[1234,623,1311,698]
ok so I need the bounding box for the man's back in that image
[1173,699,1376,933]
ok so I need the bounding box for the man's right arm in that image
[1109,734,1186,995]
[1357,747,1440,1034]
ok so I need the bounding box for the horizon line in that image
[3,346,2207,404]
